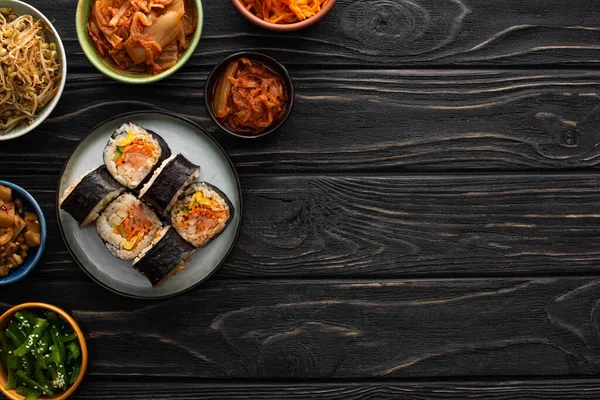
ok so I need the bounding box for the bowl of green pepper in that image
[0,303,88,400]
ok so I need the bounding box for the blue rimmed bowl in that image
[0,181,47,285]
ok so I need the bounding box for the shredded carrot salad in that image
[87,0,197,74]
[241,0,329,24]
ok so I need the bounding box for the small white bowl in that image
[0,0,67,141]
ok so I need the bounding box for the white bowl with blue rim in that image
[0,181,47,285]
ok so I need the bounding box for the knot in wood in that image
[564,130,579,146]
[338,0,468,56]
[258,339,318,378]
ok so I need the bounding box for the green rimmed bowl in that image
[75,0,203,84]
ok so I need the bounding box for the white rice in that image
[96,193,162,260]
[132,226,169,265]
[103,123,162,189]
[171,183,231,247]
[80,189,122,227]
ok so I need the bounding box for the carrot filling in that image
[114,133,156,168]
[112,205,153,250]
[181,192,227,229]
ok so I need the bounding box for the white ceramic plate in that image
[0,0,67,141]
[57,112,242,299]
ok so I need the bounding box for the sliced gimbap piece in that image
[60,166,125,227]
[132,227,196,286]
[171,182,234,247]
[139,154,201,216]
[96,193,162,260]
[103,123,171,189]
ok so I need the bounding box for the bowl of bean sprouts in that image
[0,0,67,141]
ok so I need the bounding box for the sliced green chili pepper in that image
[33,332,50,357]
[22,354,34,376]
[18,385,42,399]
[14,312,33,334]
[14,319,48,357]
[6,354,20,370]
[66,342,80,360]
[62,332,77,343]
[20,311,39,327]
[40,351,60,369]
[49,342,66,390]
[16,370,54,396]
[6,324,26,347]
[50,325,65,359]
[25,392,40,400]
[34,357,46,384]
[5,366,17,390]
[68,363,80,385]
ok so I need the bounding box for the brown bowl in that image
[205,52,295,139]
[231,0,336,31]
[0,303,88,400]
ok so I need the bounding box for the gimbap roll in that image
[171,182,234,247]
[139,154,201,216]
[60,166,125,227]
[96,193,162,260]
[132,227,196,286]
[103,123,171,189]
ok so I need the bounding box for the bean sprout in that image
[0,8,61,135]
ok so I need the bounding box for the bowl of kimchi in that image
[205,52,295,139]
[76,0,203,84]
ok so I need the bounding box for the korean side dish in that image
[0,8,61,136]
[0,309,81,400]
[60,123,234,287]
[241,0,329,24]
[87,0,198,75]
[213,57,288,136]
[0,185,41,277]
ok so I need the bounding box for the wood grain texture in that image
[3,70,600,173]
[68,379,600,399]
[24,0,600,67]
[5,173,600,279]
[3,277,600,379]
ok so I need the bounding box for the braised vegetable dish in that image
[0,309,81,399]
[0,185,41,277]
[87,0,197,75]
[213,57,288,136]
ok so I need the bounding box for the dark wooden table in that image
[3,0,600,398]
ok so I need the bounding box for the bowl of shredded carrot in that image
[232,0,335,31]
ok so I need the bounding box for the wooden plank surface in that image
[6,172,600,279]
[3,0,600,397]
[3,69,600,174]
[3,277,600,379]
[68,379,600,399]
[24,0,600,67]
